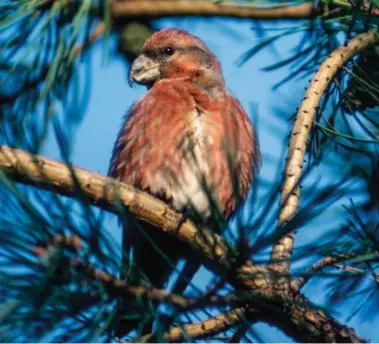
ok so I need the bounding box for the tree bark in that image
[0,145,367,342]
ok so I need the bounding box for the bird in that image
[108,28,261,337]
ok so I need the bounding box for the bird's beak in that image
[128,54,161,87]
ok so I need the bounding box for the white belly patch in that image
[157,108,217,217]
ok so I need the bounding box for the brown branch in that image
[0,145,267,287]
[136,294,367,343]
[36,235,367,342]
[110,1,320,20]
[334,264,379,283]
[265,293,365,343]
[268,30,379,274]
[0,145,368,342]
[290,253,360,291]
[33,235,259,342]
[135,307,252,343]
[31,235,261,342]
[33,236,190,309]
[40,0,379,21]
[33,234,256,311]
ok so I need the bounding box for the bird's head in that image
[128,28,224,89]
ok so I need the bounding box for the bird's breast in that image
[110,81,254,221]
[166,107,216,216]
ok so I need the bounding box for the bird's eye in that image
[164,47,174,56]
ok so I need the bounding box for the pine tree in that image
[0,0,378,342]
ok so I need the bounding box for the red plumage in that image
[109,28,261,336]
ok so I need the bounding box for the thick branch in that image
[0,145,267,286]
[110,1,319,20]
[264,293,365,343]
[268,30,379,273]
[0,145,367,342]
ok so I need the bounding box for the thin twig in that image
[291,253,360,291]
[33,235,258,311]
[334,264,379,282]
[33,239,190,309]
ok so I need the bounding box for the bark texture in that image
[268,30,379,273]
[0,144,367,342]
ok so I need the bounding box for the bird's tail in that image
[114,221,180,339]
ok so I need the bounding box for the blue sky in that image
[40,17,379,342]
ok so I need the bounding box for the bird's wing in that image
[225,94,261,208]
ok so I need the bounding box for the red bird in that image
[109,28,261,335]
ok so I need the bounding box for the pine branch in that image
[0,145,368,342]
[268,30,379,274]
[110,1,320,20]
[2,1,377,341]
[32,234,256,311]
[0,145,267,286]
[33,234,259,341]
[37,0,379,21]
[268,293,366,343]
[33,237,188,309]
[291,253,360,291]
[334,264,379,282]
[135,307,253,343]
